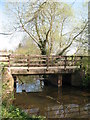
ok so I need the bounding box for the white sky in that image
[0,1,25,50]
[0,0,88,52]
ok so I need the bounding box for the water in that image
[16,80,44,93]
[13,76,90,118]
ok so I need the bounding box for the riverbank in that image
[2,103,45,120]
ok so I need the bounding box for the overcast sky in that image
[0,0,88,51]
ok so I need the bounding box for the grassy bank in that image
[2,104,45,120]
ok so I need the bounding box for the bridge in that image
[0,54,88,87]
[0,54,85,74]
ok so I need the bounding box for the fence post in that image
[80,56,83,69]
[27,55,29,71]
[64,56,67,69]
[46,55,49,70]
[8,54,11,67]
[72,56,73,66]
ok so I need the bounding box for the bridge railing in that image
[0,54,89,69]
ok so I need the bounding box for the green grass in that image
[1,104,45,120]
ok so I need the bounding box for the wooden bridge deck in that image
[10,66,79,75]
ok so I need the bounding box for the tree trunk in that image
[39,40,47,55]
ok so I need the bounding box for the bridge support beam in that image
[58,74,62,87]
[13,76,17,88]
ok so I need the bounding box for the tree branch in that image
[60,17,67,47]
[46,15,53,43]
[0,32,13,35]
[25,2,46,24]
[72,22,87,40]
[17,8,41,48]
[57,22,87,55]
[35,17,42,42]
[0,26,18,35]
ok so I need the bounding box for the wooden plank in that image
[0,54,9,57]
[0,60,9,62]
[10,67,76,75]
[11,65,28,67]
[29,60,46,62]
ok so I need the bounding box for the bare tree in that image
[5,1,88,55]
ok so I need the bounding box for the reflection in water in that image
[16,80,44,93]
[14,77,90,118]
[46,103,90,118]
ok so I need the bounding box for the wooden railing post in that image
[8,54,11,67]
[80,56,83,69]
[72,56,73,66]
[64,56,67,69]
[46,55,49,70]
[27,55,30,71]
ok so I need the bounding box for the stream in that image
[13,76,90,118]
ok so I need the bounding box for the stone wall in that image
[2,67,14,101]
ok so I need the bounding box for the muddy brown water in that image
[13,76,90,118]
